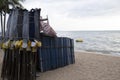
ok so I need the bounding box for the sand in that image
[0,50,120,80]
[0,50,4,80]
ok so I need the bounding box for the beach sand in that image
[0,50,120,80]
[0,50,4,80]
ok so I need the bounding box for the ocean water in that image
[57,31,120,55]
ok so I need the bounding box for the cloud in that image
[22,0,120,17]
[66,0,120,17]
[19,0,120,30]
[1,0,120,31]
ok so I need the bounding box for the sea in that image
[57,31,120,56]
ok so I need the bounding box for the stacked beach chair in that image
[37,34,75,72]
[0,8,75,80]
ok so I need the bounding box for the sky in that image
[8,0,120,31]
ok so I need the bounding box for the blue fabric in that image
[34,9,41,40]
[17,9,23,39]
[9,9,18,40]
[29,10,35,41]
[22,10,29,40]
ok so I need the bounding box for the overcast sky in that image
[22,0,120,31]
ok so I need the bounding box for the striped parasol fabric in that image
[40,17,57,37]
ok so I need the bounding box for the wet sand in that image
[0,50,120,80]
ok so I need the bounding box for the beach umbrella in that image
[0,0,25,40]
[0,2,25,79]
[1,9,19,80]
[1,8,41,80]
